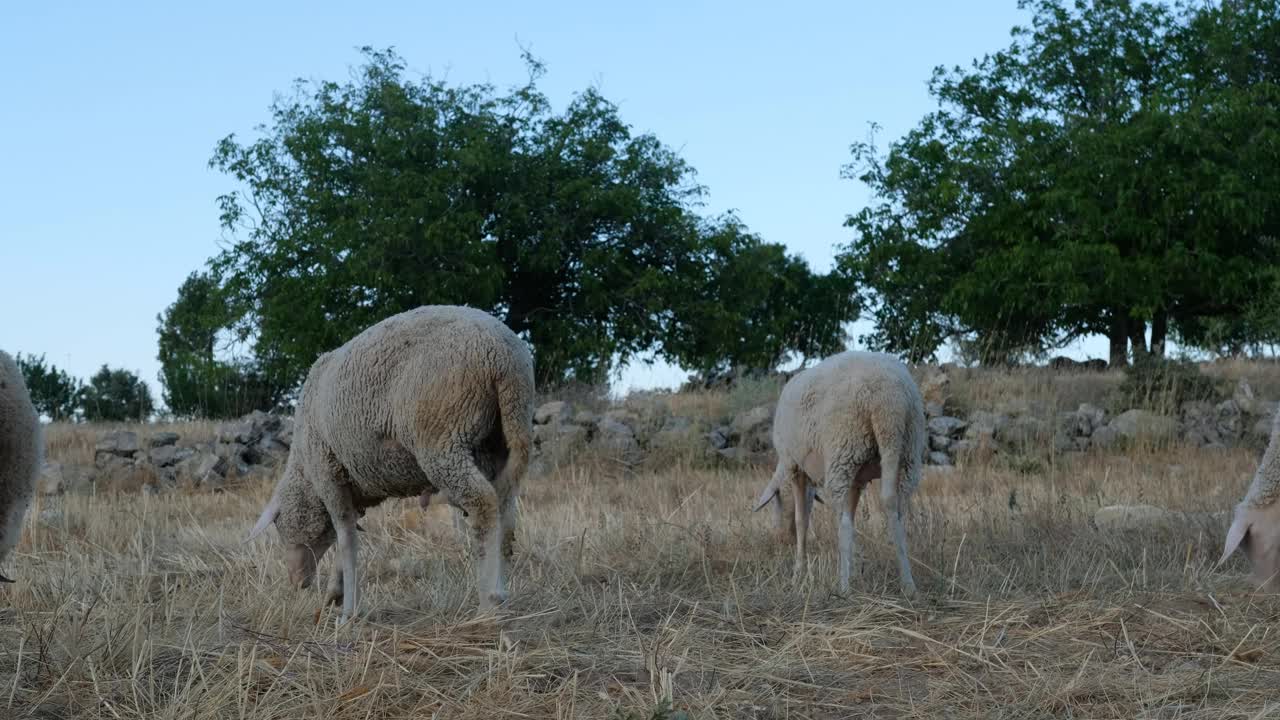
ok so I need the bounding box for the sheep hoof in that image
[481,590,509,611]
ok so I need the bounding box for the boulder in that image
[920,372,950,405]
[95,430,140,459]
[216,421,260,446]
[275,417,295,447]
[534,401,573,426]
[1075,404,1106,435]
[924,401,945,419]
[1233,378,1258,415]
[1251,416,1278,444]
[149,445,196,468]
[927,416,968,438]
[1091,425,1119,450]
[927,451,952,466]
[594,417,642,462]
[731,404,775,453]
[707,426,732,450]
[573,410,599,427]
[999,415,1046,451]
[37,461,68,495]
[149,432,180,448]
[177,452,228,487]
[1215,399,1243,441]
[929,434,952,452]
[1109,409,1178,445]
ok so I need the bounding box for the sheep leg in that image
[497,492,518,598]
[791,470,810,580]
[418,449,505,611]
[878,450,917,597]
[317,485,360,623]
[839,482,864,593]
[324,560,343,607]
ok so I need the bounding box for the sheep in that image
[752,351,925,596]
[1219,411,1280,591]
[0,350,40,584]
[248,305,534,623]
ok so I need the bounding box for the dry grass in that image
[5,431,1279,718]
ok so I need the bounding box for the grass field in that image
[4,427,1279,719]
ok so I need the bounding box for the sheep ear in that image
[1218,510,1252,567]
[247,495,281,541]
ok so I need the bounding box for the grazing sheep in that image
[0,350,40,583]
[248,306,534,622]
[753,351,925,596]
[1219,411,1280,591]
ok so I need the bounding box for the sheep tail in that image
[493,372,533,497]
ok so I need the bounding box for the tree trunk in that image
[1150,308,1168,358]
[1127,316,1149,363]
[1108,314,1129,368]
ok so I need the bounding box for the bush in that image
[1112,357,1223,414]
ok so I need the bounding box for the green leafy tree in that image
[841,0,1280,365]
[204,48,852,387]
[663,215,857,375]
[15,353,82,421]
[157,272,290,418]
[81,366,154,422]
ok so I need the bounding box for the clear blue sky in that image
[1,1,1106,403]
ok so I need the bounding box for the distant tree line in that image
[15,354,153,422]
[157,0,1280,418]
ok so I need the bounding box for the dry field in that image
[5,366,1280,719]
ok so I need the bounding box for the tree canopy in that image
[193,48,853,390]
[840,0,1280,365]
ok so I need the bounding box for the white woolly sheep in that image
[0,350,40,583]
[248,306,534,622]
[753,351,925,595]
[1219,411,1280,591]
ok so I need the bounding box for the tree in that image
[663,215,857,375]
[204,48,852,387]
[81,366,154,422]
[157,272,290,418]
[840,0,1280,365]
[15,354,82,421]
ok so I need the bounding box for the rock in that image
[246,410,282,435]
[707,426,732,450]
[1092,504,1175,532]
[929,434,952,452]
[949,439,976,457]
[1109,409,1178,445]
[965,411,1010,440]
[594,417,641,461]
[149,445,196,468]
[1181,401,1220,447]
[999,415,1046,451]
[149,432,180,448]
[927,451,952,466]
[1233,378,1258,415]
[95,431,140,458]
[1091,425,1119,450]
[276,417,295,446]
[924,401,945,419]
[534,401,573,426]
[928,416,968,438]
[573,410,598,426]
[920,372,950,405]
[177,452,228,486]
[731,405,775,453]
[532,423,590,472]
[216,421,260,446]
[650,417,700,451]
[1076,404,1106,435]
[1215,399,1243,441]
[37,461,67,495]
[1251,416,1277,444]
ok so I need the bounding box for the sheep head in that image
[1220,502,1280,592]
